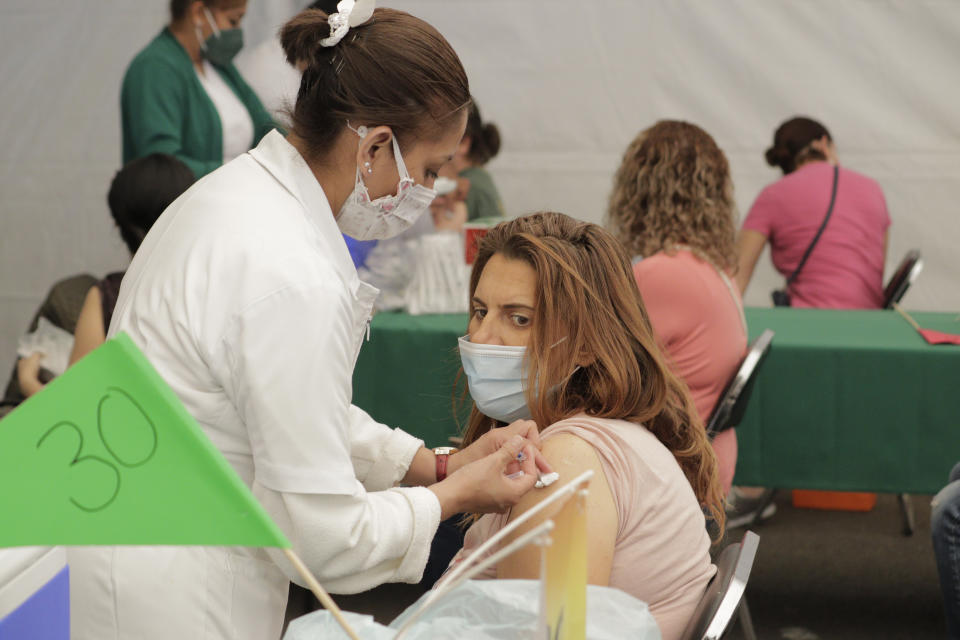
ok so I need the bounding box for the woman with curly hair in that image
[455,212,722,640]
[607,120,747,500]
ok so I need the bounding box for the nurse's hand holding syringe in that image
[406,419,553,519]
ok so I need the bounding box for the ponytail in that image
[280,7,471,161]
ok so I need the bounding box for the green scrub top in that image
[121,28,276,178]
[459,166,505,221]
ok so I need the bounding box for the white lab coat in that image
[68,131,442,640]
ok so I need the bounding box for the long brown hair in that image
[280,7,470,161]
[461,212,724,532]
[607,120,738,273]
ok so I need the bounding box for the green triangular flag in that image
[0,333,290,549]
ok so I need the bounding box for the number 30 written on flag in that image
[35,387,158,513]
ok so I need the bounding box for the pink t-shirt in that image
[633,250,747,495]
[742,162,891,309]
[458,416,716,640]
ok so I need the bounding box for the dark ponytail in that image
[464,102,501,166]
[280,7,471,161]
[765,116,832,175]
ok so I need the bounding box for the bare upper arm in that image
[496,432,618,585]
[735,229,768,294]
[69,286,105,366]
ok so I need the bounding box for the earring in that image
[364,161,372,174]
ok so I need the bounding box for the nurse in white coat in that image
[68,4,549,639]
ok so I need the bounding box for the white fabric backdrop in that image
[2,0,958,378]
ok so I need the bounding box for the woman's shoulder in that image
[838,165,885,195]
[545,414,661,442]
[542,416,676,480]
[540,416,702,541]
[633,251,724,309]
[125,29,190,79]
[459,165,491,182]
[633,250,709,278]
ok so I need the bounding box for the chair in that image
[706,329,775,438]
[708,331,775,531]
[680,531,761,640]
[882,249,923,309]
[882,250,923,535]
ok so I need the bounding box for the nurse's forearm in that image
[404,448,469,519]
[428,478,468,520]
[403,446,470,486]
[402,447,441,486]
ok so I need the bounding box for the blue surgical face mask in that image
[458,336,531,423]
[458,335,581,424]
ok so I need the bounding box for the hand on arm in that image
[429,434,552,520]
[735,230,768,295]
[402,418,550,487]
[495,433,617,586]
[16,353,45,397]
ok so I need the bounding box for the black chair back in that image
[883,249,922,309]
[706,330,775,438]
[680,531,761,640]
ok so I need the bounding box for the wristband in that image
[433,447,457,482]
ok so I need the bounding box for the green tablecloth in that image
[352,313,471,448]
[353,308,960,494]
[735,308,960,493]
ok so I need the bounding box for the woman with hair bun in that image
[69,4,550,639]
[736,116,891,308]
[452,102,505,220]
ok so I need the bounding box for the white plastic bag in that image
[16,317,75,376]
[283,610,395,640]
[283,579,662,640]
[357,211,437,311]
[404,233,471,315]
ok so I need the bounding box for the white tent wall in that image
[1,0,957,380]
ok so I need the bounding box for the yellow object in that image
[543,487,589,640]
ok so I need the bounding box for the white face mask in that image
[458,335,580,424]
[458,336,531,423]
[335,124,437,241]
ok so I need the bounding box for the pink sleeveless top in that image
[458,415,716,640]
[633,249,747,495]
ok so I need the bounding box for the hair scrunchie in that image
[320,0,375,47]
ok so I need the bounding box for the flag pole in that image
[893,302,921,331]
[283,548,361,640]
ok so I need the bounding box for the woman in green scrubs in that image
[121,0,275,178]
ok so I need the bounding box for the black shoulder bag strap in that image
[785,165,840,287]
